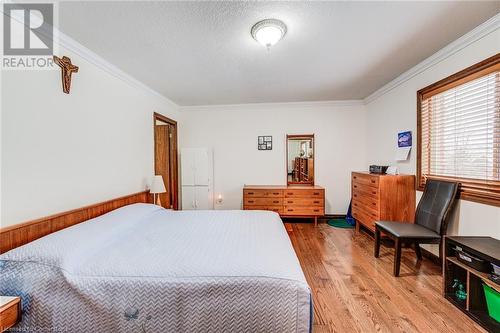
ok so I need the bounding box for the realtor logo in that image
[3,3,53,56]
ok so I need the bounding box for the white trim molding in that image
[57,31,178,109]
[364,13,500,105]
[179,100,365,112]
[1,4,179,109]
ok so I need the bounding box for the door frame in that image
[153,112,179,210]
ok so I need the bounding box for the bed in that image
[0,203,311,332]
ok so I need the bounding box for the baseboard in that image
[322,214,346,220]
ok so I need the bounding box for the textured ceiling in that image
[59,1,499,106]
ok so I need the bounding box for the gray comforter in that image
[0,204,311,332]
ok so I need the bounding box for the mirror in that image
[287,134,314,185]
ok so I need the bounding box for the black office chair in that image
[374,179,459,276]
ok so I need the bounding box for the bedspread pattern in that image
[0,204,311,333]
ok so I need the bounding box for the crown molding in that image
[2,5,178,109]
[179,99,365,112]
[364,13,500,104]
[56,30,178,109]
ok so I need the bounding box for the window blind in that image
[418,56,500,205]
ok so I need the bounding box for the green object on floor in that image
[327,219,354,229]
[483,283,500,323]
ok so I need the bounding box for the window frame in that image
[416,53,500,207]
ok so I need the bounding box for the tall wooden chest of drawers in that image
[243,185,325,226]
[351,172,415,233]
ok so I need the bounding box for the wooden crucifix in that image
[53,55,79,94]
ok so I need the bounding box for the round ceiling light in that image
[251,19,287,49]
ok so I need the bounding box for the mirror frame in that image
[286,134,315,186]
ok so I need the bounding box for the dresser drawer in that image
[244,197,282,206]
[284,189,324,198]
[243,205,282,214]
[352,190,379,211]
[352,183,379,198]
[352,173,379,188]
[352,207,376,231]
[352,199,379,220]
[283,206,324,216]
[283,198,324,206]
[243,189,282,198]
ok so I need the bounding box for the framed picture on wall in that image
[258,136,272,150]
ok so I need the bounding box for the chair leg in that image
[438,238,443,266]
[374,227,381,258]
[393,238,402,277]
[415,243,422,261]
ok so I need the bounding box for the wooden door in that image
[154,113,178,209]
[155,125,171,208]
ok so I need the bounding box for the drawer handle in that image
[248,200,254,203]
[353,176,357,179]
[314,209,319,212]
[313,201,319,204]
[372,191,376,195]
[354,203,358,207]
[371,180,376,183]
[353,194,357,198]
[287,192,293,195]
[248,192,254,195]
[273,192,280,195]
[313,192,320,195]
[273,200,279,204]
[354,185,358,188]
[372,202,376,206]
[287,201,293,203]
[287,209,294,212]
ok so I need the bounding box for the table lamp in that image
[150,175,166,206]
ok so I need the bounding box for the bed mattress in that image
[0,204,311,332]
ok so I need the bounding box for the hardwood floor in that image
[285,222,486,333]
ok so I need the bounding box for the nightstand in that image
[0,296,21,332]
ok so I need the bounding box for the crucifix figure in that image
[53,55,79,94]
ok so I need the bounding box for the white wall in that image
[180,102,367,215]
[365,27,500,249]
[1,43,181,227]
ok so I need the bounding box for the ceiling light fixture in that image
[251,19,287,49]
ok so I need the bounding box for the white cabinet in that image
[182,186,211,210]
[181,148,213,210]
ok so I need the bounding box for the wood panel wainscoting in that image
[351,172,416,233]
[0,191,152,253]
[243,185,325,226]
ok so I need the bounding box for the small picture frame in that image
[258,136,272,150]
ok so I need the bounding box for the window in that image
[417,54,500,206]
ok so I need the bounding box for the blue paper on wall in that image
[398,131,412,147]
[396,131,412,161]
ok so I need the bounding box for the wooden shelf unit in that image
[444,236,500,332]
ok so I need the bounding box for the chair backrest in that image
[415,179,459,235]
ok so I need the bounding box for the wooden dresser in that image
[351,172,415,233]
[243,185,325,226]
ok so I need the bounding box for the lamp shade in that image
[150,175,166,194]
